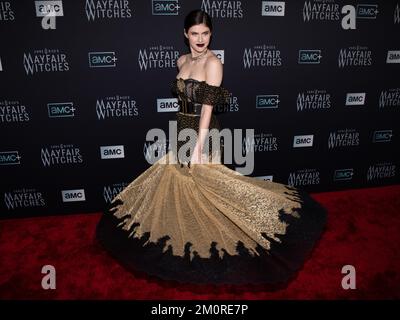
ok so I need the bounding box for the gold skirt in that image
[96,112,327,284]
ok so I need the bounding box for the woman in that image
[96,10,327,284]
[175,11,225,166]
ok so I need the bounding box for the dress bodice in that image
[171,78,230,114]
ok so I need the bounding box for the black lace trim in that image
[171,78,230,106]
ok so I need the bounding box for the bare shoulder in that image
[205,54,223,86]
[205,54,222,69]
[177,54,188,70]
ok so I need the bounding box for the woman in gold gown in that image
[96,10,327,284]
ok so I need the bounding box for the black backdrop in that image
[1,0,399,218]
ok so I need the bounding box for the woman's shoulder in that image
[205,52,222,67]
[177,54,189,69]
[205,52,223,76]
[204,52,223,87]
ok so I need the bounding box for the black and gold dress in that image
[96,78,327,284]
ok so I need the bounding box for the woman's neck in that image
[190,48,208,61]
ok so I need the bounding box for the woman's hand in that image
[190,144,202,165]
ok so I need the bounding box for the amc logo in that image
[334,169,354,181]
[346,93,366,106]
[152,0,180,15]
[48,102,75,118]
[157,98,179,112]
[298,50,322,64]
[256,95,280,109]
[293,135,314,148]
[261,1,285,16]
[35,1,64,17]
[0,151,21,165]
[373,130,392,143]
[61,189,86,202]
[255,175,273,182]
[100,145,125,159]
[356,4,378,19]
[89,52,117,68]
[212,50,225,64]
[386,50,400,64]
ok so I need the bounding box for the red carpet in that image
[1,185,399,300]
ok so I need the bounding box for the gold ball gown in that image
[96,78,327,284]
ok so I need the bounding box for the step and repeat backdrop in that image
[1,0,399,218]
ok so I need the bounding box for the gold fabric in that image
[111,157,303,259]
[97,77,327,284]
[106,78,309,259]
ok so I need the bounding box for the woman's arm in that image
[177,54,186,71]
[190,57,223,164]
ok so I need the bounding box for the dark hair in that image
[184,9,213,33]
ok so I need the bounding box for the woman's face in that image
[184,23,211,53]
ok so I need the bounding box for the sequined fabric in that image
[171,77,231,106]
[172,77,229,165]
[96,77,327,284]
[176,111,222,165]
